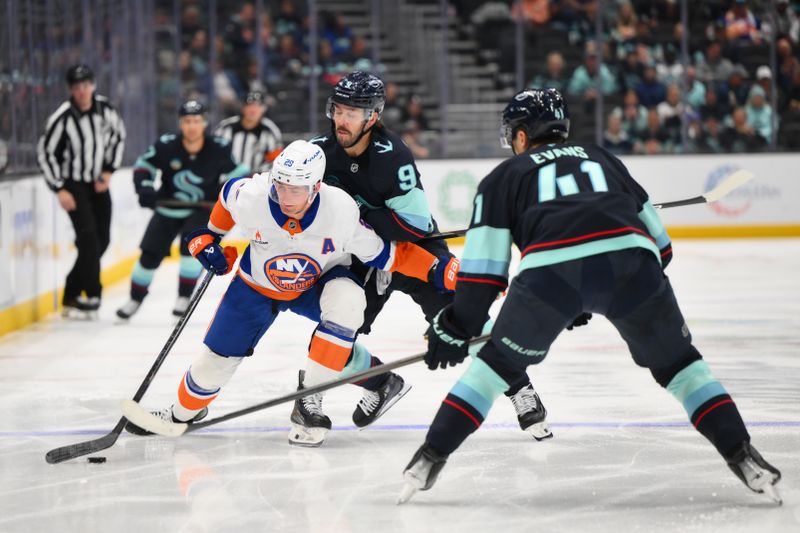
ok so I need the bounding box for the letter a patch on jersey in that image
[321,238,335,255]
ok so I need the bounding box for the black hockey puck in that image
[87,456,107,463]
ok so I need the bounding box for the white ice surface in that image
[1,240,799,532]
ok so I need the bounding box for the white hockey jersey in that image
[208,174,436,301]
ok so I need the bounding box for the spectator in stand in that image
[617,44,644,92]
[775,0,799,45]
[634,64,666,108]
[567,44,618,110]
[724,0,762,46]
[181,5,204,49]
[345,35,384,75]
[656,83,684,140]
[699,85,729,121]
[788,68,800,112]
[321,11,353,59]
[725,65,751,108]
[223,1,256,82]
[754,65,773,99]
[656,44,683,86]
[684,66,707,109]
[275,0,304,40]
[696,115,725,153]
[696,40,735,92]
[776,38,798,99]
[720,106,767,152]
[635,108,672,154]
[402,94,430,132]
[274,33,304,79]
[611,1,638,46]
[602,112,633,154]
[617,89,648,138]
[529,51,568,92]
[401,120,431,159]
[745,85,774,143]
[381,81,404,131]
[511,0,551,27]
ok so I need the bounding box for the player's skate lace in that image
[352,373,410,428]
[509,383,552,439]
[300,392,326,417]
[357,390,381,415]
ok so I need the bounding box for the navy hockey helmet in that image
[326,71,385,120]
[65,64,94,85]
[500,88,570,149]
[179,100,206,117]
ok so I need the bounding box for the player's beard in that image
[335,122,371,149]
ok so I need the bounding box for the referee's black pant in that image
[62,181,111,304]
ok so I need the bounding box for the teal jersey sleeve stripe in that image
[463,226,512,264]
[385,188,433,232]
[134,156,158,176]
[461,258,510,277]
[453,357,510,419]
[155,206,192,219]
[666,360,727,416]
[519,233,661,271]
[638,201,670,249]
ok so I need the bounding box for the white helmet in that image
[268,140,326,203]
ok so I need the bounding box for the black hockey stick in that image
[419,169,755,243]
[121,334,492,437]
[156,199,215,209]
[44,270,216,464]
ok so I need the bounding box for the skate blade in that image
[525,421,553,441]
[358,383,413,431]
[396,482,418,505]
[288,424,328,447]
[761,482,782,505]
[63,309,97,321]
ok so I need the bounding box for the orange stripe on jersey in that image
[210,199,235,232]
[177,377,218,411]
[308,335,352,371]
[390,242,436,282]
[238,271,303,301]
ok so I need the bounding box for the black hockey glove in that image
[138,187,157,209]
[425,306,470,370]
[566,312,592,330]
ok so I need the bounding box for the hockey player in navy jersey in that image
[310,72,553,439]
[123,140,457,447]
[116,101,249,319]
[398,88,782,504]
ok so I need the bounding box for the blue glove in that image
[425,306,470,370]
[185,228,237,275]
[429,256,460,292]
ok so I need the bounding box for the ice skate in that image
[509,383,552,440]
[397,442,448,505]
[352,372,411,428]
[172,296,190,317]
[116,299,142,320]
[288,370,331,447]
[125,406,208,436]
[62,298,99,320]
[727,442,782,504]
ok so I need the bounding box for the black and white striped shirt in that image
[37,95,126,191]
[214,115,282,172]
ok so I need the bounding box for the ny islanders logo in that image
[265,253,322,292]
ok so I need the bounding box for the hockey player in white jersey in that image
[125,140,459,447]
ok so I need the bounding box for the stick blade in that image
[120,400,187,437]
[46,436,116,464]
[703,169,754,203]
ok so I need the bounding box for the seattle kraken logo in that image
[173,170,205,203]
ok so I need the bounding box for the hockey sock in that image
[174,350,243,421]
[664,359,749,456]
[305,321,355,385]
[178,255,203,298]
[130,261,154,301]
[427,357,509,456]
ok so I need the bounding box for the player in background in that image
[398,88,782,505]
[310,72,553,439]
[214,90,283,173]
[116,101,249,319]
[124,140,458,447]
[37,64,126,318]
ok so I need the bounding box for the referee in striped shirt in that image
[37,64,126,317]
[214,90,282,172]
